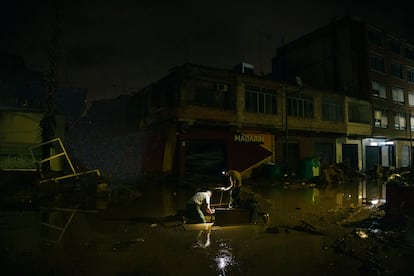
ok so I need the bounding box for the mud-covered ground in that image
[1,176,413,276]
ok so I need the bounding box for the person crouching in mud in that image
[186,190,215,223]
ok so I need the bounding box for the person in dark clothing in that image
[221,170,242,208]
[242,196,269,224]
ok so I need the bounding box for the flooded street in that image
[1,178,413,275]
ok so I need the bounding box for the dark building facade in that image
[272,16,414,171]
[127,63,370,181]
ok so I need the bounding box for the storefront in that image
[174,127,274,180]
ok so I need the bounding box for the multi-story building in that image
[127,62,370,181]
[272,16,414,172]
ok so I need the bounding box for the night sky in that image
[2,0,413,101]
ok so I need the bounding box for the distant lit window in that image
[411,116,414,131]
[287,95,313,118]
[406,46,414,61]
[394,112,406,130]
[245,86,277,114]
[409,91,414,106]
[374,109,388,128]
[407,67,414,83]
[322,98,343,121]
[371,81,386,99]
[368,28,383,47]
[387,36,401,54]
[369,53,385,73]
[392,87,404,104]
[391,62,403,79]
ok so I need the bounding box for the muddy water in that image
[1,179,391,275]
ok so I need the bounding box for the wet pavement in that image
[1,178,414,275]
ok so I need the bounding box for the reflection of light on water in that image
[215,242,236,276]
[217,256,228,270]
[193,230,211,248]
[191,232,238,275]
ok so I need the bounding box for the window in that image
[387,36,400,54]
[368,28,383,47]
[371,81,387,99]
[391,62,403,79]
[406,46,414,61]
[409,91,414,106]
[193,82,229,109]
[394,112,406,130]
[407,67,414,83]
[245,86,277,114]
[392,87,404,104]
[287,95,313,118]
[348,103,370,123]
[369,53,385,73]
[411,115,414,131]
[374,109,388,128]
[322,98,343,121]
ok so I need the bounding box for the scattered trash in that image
[355,229,368,239]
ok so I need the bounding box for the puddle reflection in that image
[335,179,387,208]
[214,240,236,276]
[96,179,390,275]
[193,229,211,248]
[191,228,238,275]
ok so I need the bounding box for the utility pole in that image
[284,77,303,175]
[285,86,289,173]
[40,0,63,173]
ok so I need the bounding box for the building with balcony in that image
[272,16,414,172]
